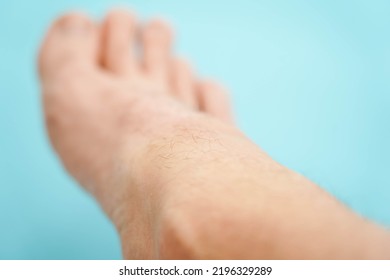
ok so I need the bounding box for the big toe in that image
[39,13,98,79]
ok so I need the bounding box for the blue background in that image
[0,0,389,259]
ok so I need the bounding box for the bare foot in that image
[39,10,235,258]
[40,10,390,260]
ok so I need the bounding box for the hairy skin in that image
[38,11,390,259]
[131,120,390,259]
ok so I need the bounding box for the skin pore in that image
[38,10,390,259]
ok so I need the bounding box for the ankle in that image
[109,114,243,258]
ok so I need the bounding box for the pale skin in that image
[38,10,390,259]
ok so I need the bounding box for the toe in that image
[141,19,173,84]
[101,10,138,75]
[39,12,98,78]
[197,81,234,124]
[171,58,197,108]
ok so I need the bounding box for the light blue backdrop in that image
[0,0,389,259]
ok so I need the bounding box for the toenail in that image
[59,15,92,35]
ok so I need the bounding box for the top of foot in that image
[38,9,235,207]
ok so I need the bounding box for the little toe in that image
[141,19,173,84]
[39,12,98,79]
[171,58,197,108]
[101,10,138,76]
[197,81,234,124]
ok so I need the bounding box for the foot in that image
[39,11,390,260]
[39,10,234,258]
